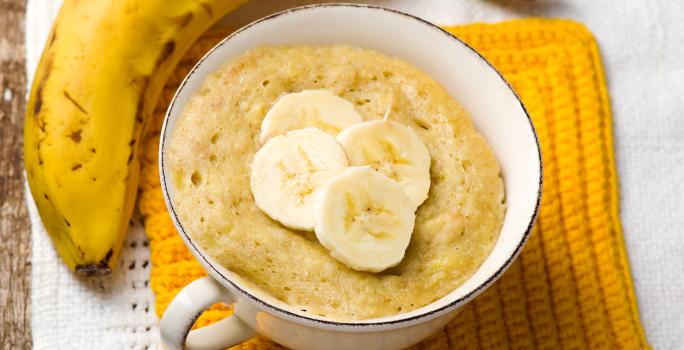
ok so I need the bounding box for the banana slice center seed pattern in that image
[250,90,431,272]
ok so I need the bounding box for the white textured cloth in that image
[28,0,683,349]
[28,192,161,349]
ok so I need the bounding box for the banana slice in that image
[314,166,416,272]
[336,120,431,208]
[260,89,363,143]
[251,128,348,230]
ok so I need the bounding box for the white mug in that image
[158,4,542,350]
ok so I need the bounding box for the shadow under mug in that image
[158,4,542,350]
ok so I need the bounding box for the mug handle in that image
[160,276,258,350]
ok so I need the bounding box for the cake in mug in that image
[166,45,505,321]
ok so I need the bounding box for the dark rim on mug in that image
[159,3,543,329]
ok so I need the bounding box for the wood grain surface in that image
[0,0,31,349]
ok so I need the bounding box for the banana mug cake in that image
[166,45,505,321]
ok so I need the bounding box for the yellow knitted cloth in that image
[138,19,650,349]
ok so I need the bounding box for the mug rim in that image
[159,3,543,330]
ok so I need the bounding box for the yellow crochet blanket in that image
[138,19,650,349]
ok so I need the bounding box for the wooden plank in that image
[0,0,31,348]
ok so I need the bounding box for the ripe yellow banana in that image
[24,0,246,275]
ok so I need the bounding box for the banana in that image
[260,89,362,143]
[314,166,415,272]
[251,128,348,231]
[336,120,432,208]
[23,0,247,275]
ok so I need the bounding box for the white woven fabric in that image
[28,191,161,349]
[28,0,683,349]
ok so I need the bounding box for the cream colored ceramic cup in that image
[158,4,542,350]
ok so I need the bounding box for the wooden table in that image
[0,0,31,348]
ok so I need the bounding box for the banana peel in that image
[24,0,247,275]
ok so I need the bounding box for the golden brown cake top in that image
[167,45,504,320]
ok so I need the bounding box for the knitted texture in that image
[138,19,649,349]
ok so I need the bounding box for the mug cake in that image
[166,45,505,321]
